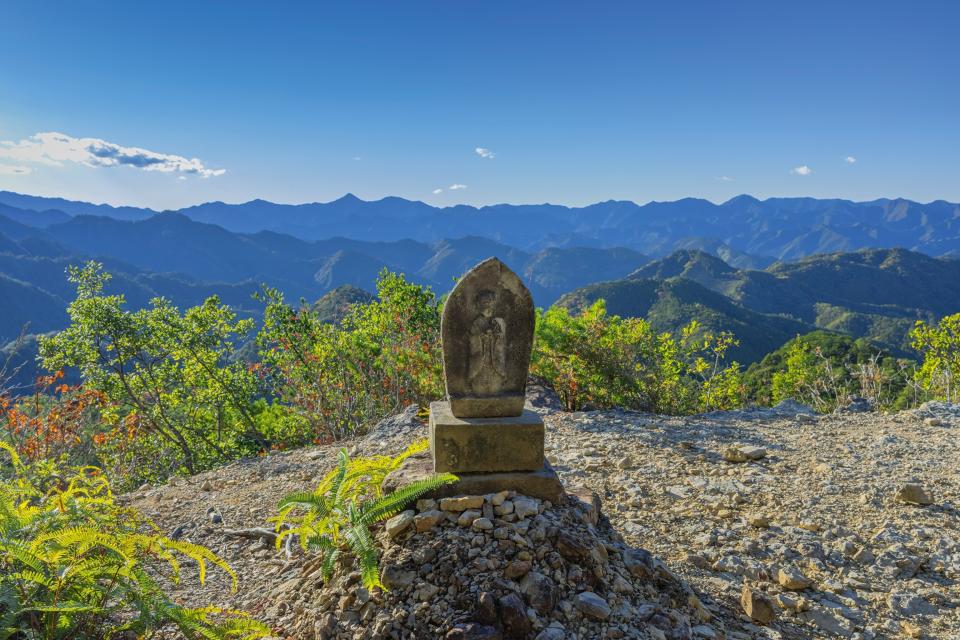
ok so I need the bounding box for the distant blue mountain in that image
[0,209,650,344]
[2,190,957,260]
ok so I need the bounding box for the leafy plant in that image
[531,301,743,413]
[39,262,268,486]
[257,271,444,441]
[1,370,105,464]
[272,439,456,590]
[761,331,914,412]
[911,313,960,403]
[0,442,270,640]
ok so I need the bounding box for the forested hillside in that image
[560,247,960,359]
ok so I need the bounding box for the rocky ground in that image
[124,396,960,639]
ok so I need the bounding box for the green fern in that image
[0,444,271,640]
[272,438,457,590]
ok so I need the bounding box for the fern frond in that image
[345,506,381,590]
[157,537,238,591]
[320,546,340,582]
[329,448,350,503]
[0,540,46,573]
[0,442,23,472]
[359,473,457,526]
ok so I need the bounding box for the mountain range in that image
[0,207,648,344]
[2,190,960,377]
[3,190,959,261]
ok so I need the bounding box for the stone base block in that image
[382,453,565,504]
[429,400,543,473]
[449,393,525,418]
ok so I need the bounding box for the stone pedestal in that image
[429,401,543,473]
[382,452,565,504]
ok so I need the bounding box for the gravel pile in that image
[264,489,706,639]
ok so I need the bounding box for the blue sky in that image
[1,1,957,209]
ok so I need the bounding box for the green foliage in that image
[0,442,270,640]
[38,262,268,486]
[556,276,812,365]
[749,331,915,412]
[272,439,456,590]
[257,270,444,441]
[531,300,744,413]
[911,314,960,403]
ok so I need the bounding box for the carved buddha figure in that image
[467,289,507,394]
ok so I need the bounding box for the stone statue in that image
[388,256,564,503]
[441,257,534,418]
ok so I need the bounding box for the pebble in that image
[573,591,611,620]
[895,482,934,505]
[440,495,485,511]
[385,510,415,538]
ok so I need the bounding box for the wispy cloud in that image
[715,175,734,182]
[845,156,857,164]
[791,165,813,176]
[433,183,467,194]
[475,147,495,159]
[0,164,31,176]
[0,132,225,178]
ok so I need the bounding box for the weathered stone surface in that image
[383,452,565,503]
[384,510,414,539]
[380,564,415,589]
[498,592,531,638]
[573,591,611,620]
[413,509,445,532]
[776,566,812,590]
[457,509,482,527]
[476,591,498,625]
[128,401,960,639]
[430,401,544,473]
[521,571,558,613]
[441,257,535,418]
[503,559,532,580]
[566,485,601,525]
[895,482,934,505]
[723,444,766,462]
[512,496,541,519]
[446,623,502,640]
[741,584,775,624]
[440,495,485,511]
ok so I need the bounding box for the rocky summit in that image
[124,398,960,639]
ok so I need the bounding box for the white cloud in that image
[845,156,857,164]
[448,183,467,190]
[0,132,225,178]
[475,147,495,159]
[0,164,31,176]
[791,165,812,176]
[715,175,734,182]
[432,188,444,194]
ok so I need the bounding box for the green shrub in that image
[272,439,456,590]
[0,442,270,639]
[39,262,268,487]
[752,331,915,412]
[257,271,443,441]
[911,313,960,403]
[531,301,743,413]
